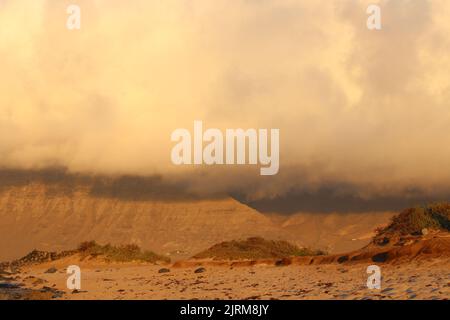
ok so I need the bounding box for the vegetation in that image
[193,237,326,260]
[77,241,170,263]
[378,203,450,236]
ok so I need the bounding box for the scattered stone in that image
[44,267,57,274]
[0,282,20,289]
[42,286,54,291]
[318,282,333,288]
[275,258,291,266]
[158,268,170,274]
[372,252,389,263]
[244,295,261,300]
[33,278,47,285]
[194,267,206,274]
[375,237,390,246]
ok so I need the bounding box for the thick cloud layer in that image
[1,0,450,210]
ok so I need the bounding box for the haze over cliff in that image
[2,0,450,206]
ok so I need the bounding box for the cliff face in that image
[0,171,397,261]
[0,182,286,261]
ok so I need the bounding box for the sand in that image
[3,257,448,300]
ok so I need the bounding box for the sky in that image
[1,0,450,212]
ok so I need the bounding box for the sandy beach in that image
[0,255,446,300]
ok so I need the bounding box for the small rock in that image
[41,286,53,291]
[275,258,291,266]
[194,267,206,274]
[0,283,20,289]
[33,278,46,285]
[376,237,390,246]
[44,267,57,274]
[245,295,261,300]
[158,268,170,274]
[372,252,389,263]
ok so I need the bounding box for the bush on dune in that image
[77,241,170,263]
[193,237,326,260]
[378,203,450,236]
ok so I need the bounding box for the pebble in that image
[194,267,206,274]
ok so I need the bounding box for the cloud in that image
[1,0,450,211]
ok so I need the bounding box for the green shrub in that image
[193,237,325,260]
[77,241,170,263]
[383,203,450,235]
